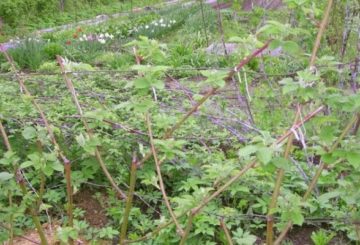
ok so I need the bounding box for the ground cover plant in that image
[0,0,360,244]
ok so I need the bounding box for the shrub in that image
[8,39,46,70]
[37,61,60,73]
[43,42,64,59]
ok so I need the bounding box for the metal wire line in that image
[0,61,356,78]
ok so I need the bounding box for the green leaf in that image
[319,126,335,143]
[256,147,273,165]
[201,70,227,88]
[291,210,304,225]
[0,172,14,182]
[272,157,291,170]
[238,145,258,158]
[20,161,34,169]
[22,126,37,140]
[282,41,301,55]
[346,152,360,167]
[51,161,64,172]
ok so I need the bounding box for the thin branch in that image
[145,113,184,237]
[2,51,74,233]
[0,121,48,245]
[309,0,334,67]
[124,94,324,244]
[57,55,127,200]
[274,113,359,245]
[137,40,273,167]
[266,106,301,245]
[0,223,41,245]
[120,154,138,244]
[220,218,234,245]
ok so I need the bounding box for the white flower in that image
[100,33,104,38]
[161,24,166,27]
[79,37,84,41]
[109,34,114,39]
[154,22,158,26]
[98,39,106,44]
[159,18,163,23]
[145,25,149,29]
[173,20,176,23]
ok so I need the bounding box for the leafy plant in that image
[311,229,336,245]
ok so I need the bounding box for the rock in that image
[242,0,283,11]
[206,43,238,55]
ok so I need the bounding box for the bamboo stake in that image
[309,0,334,67]
[145,113,184,237]
[56,55,127,200]
[274,113,359,245]
[119,154,138,244]
[0,121,48,245]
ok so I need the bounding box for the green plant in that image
[8,39,46,70]
[43,42,64,59]
[311,229,336,245]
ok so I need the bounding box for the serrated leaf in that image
[22,126,37,140]
[282,41,301,55]
[273,157,291,170]
[238,145,258,158]
[39,203,52,212]
[256,147,273,165]
[75,134,86,147]
[51,161,64,172]
[291,210,304,225]
[20,161,34,169]
[346,152,360,167]
[0,172,14,181]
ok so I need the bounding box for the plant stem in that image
[266,107,300,245]
[124,105,324,244]
[120,155,138,244]
[8,190,14,245]
[145,113,184,237]
[2,51,74,236]
[56,55,127,200]
[179,213,194,245]
[137,40,273,167]
[274,113,359,245]
[309,0,334,67]
[0,121,49,245]
[220,218,233,245]
[199,0,209,46]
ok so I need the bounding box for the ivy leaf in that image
[22,126,37,140]
[256,147,273,165]
[0,172,14,182]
